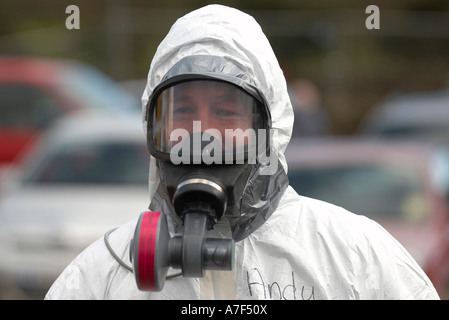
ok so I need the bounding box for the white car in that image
[0,112,150,298]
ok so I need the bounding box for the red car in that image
[0,56,139,165]
[285,138,449,298]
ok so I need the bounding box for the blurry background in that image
[1,0,449,299]
[2,0,449,134]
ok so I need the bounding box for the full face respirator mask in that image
[129,56,276,291]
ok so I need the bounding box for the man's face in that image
[155,80,256,151]
[172,81,253,135]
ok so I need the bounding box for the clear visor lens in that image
[151,80,264,155]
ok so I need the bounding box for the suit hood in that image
[141,5,294,240]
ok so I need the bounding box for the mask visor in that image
[148,80,265,163]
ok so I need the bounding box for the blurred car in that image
[0,112,150,298]
[0,56,140,166]
[358,88,449,141]
[285,137,449,297]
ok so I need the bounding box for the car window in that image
[59,64,140,112]
[431,148,449,197]
[288,165,427,223]
[380,123,449,140]
[0,84,63,129]
[23,142,149,185]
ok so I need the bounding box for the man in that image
[45,5,439,299]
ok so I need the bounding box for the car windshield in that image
[22,142,149,185]
[60,63,140,112]
[380,123,449,140]
[0,84,64,128]
[288,164,427,222]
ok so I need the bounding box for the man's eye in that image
[216,109,238,117]
[174,106,194,115]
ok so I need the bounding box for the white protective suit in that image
[45,5,439,300]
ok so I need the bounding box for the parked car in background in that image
[358,88,449,142]
[0,56,140,166]
[0,112,149,299]
[285,137,449,298]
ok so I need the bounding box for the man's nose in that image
[194,108,212,131]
